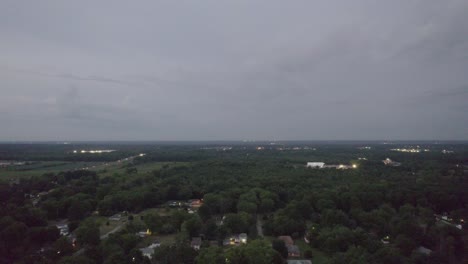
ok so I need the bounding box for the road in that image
[78,153,146,170]
[257,215,264,237]
[100,223,124,239]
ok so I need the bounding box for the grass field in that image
[0,160,189,181]
[0,161,103,181]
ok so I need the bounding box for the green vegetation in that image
[0,142,466,263]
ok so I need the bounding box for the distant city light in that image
[73,150,115,154]
[390,148,429,153]
[358,146,371,150]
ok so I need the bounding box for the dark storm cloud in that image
[0,0,467,140]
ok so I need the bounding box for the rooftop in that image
[287,260,312,264]
[278,236,294,246]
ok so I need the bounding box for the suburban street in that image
[257,215,264,237]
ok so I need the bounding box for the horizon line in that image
[0,139,467,143]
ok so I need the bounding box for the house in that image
[381,235,390,244]
[239,233,248,244]
[168,200,185,208]
[383,158,401,166]
[148,241,161,249]
[306,162,325,168]
[228,235,240,245]
[56,224,69,236]
[383,158,392,165]
[287,245,301,257]
[278,236,294,246]
[223,238,231,246]
[223,234,247,246]
[435,214,463,230]
[416,246,432,256]
[191,237,202,250]
[337,164,356,169]
[139,240,161,259]
[109,213,121,221]
[137,229,152,238]
[140,247,154,259]
[277,235,301,257]
[188,199,203,208]
[287,260,312,264]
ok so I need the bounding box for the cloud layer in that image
[1,0,467,140]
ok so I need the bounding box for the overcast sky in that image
[1,0,467,141]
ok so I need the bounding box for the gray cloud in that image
[0,0,467,141]
[55,74,141,87]
[3,66,144,87]
[427,85,468,98]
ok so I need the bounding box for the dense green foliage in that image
[0,142,466,263]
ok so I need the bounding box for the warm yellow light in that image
[352,164,357,168]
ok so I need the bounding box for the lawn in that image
[138,234,177,247]
[136,207,180,217]
[85,215,127,236]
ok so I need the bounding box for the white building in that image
[191,237,202,250]
[56,224,69,236]
[306,162,325,168]
[109,213,122,221]
[383,158,401,166]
